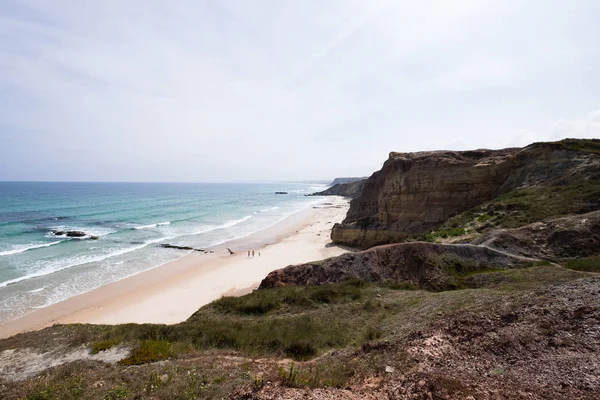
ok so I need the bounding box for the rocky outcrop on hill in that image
[472,210,600,261]
[259,242,531,292]
[310,179,366,199]
[330,177,367,186]
[332,140,600,248]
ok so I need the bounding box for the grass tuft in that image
[90,339,120,355]
[565,256,600,272]
[120,340,174,365]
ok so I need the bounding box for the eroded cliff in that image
[332,139,600,248]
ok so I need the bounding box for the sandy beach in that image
[0,197,350,339]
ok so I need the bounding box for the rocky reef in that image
[332,139,600,248]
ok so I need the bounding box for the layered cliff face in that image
[332,139,600,248]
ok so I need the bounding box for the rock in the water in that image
[65,231,87,238]
[160,244,195,251]
[275,191,288,194]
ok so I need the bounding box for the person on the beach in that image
[248,250,250,258]
[258,251,261,257]
[252,250,255,257]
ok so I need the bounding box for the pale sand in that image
[0,197,350,339]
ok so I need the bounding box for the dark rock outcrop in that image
[275,192,288,195]
[332,140,600,248]
[259,242,530,291]
[65,231,87,238]
[51,230,90,238]
[310,179,365,199]
[160,244,205,252]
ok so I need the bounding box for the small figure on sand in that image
[248,250,250,258]
[252,250,255,257]
[258,251,261,257]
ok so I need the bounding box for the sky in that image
[1,0,599,182]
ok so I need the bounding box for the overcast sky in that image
[1,0,599,182]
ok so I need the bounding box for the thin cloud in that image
[0,0,598,181]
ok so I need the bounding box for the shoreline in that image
[0,197,350,339]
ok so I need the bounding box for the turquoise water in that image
[0,182,328,322]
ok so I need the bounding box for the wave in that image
[0,241,64,257]
[133,221,171,230]
[220,215,252,229]
[26,286,47,294]
[0,238,172,288]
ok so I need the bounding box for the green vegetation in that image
[277,361,352,389]
[5,264,596,400]
[25,378,84,400]
[435,183,600,236]
[89,339,120,355]
[103,385,129,400]
[565,255,600,272]
[423,227,466,242]
[120,340,174,365]
[553,138,600,154]
[212,279,364,315]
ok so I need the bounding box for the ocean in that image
[0,181,328,323]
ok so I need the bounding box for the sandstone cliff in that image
[332,139,600,248]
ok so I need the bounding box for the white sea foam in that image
[26,287,46,294]
[134,224,157,230]
[220,215,252,229]
[0,241,64,257]
[0,238,171,288]
[134,221,171,230]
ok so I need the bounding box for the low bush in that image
[565,256,600,272]
[90,339,120,354]
[120,340,174,365]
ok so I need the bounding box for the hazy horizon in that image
[1,1,599,182]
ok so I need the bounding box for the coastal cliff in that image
[332,139,600,248]
[310,179,365,198]
[2,140,600,400]
[330,177,366,185]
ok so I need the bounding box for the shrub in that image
[120,340,174,365]
[565,256,600,272]
[104,385,129,400]
[385,282,417,290]
[90,339,120,354]
[363,326,382,342]
[284,341,317,360]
